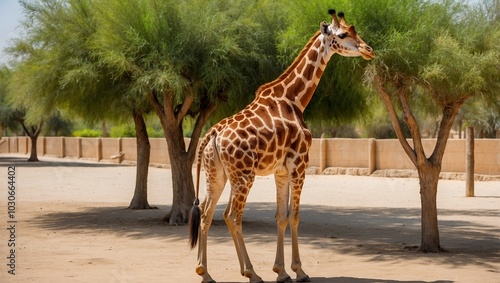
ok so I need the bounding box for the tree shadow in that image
[217,278,454,283]
[0,156,125,168]
[28,201,500,271]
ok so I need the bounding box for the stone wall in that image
[1,136,499,175]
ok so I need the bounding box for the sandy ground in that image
[0,154,499,283]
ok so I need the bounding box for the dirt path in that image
[0,155,499,283]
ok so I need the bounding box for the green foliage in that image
[108,122,164,138]
[72,128,101,137]
[110,124,136,138]
[90,0,286,125]
[0,66,22,134]
[146,127,164,138]
[8,0,136,125]
[42,111,74,136]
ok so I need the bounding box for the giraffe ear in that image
[320,21,331,35]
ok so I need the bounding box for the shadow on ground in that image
[28,201,500,271]
[218,278,454,283]
[0,156,126,168]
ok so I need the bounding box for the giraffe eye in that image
[338,33,348,39]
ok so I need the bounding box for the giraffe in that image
[189,9,375,283]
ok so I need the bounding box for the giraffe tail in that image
[188,198,200,249]
[189,129,213,249]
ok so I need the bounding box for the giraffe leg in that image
[289,177,310,282]
[196,141,227,283]
[196,192,224,283]
[273,173,292,283]
[224,179,263,283]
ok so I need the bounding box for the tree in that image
[8,0,156,208]
[92,0,285,224]
[0,65,44,161]
[363,0,500,252]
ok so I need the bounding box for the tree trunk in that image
[163,124,195,225]
[128,110,156,209]
[28,135,39,161]
[417,163,444,253]
[102,120,109,137]
[146,89,215,225]
[18,120,43,162]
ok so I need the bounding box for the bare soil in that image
[1,154,499,283]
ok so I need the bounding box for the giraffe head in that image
[320,9,375,60]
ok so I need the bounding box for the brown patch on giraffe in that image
[273,84,284,96]
[253,116,265,129]
[226,144,235,155]
[229,131,237,140]
[261,154,275,166]
[237,194,245,202]
[299,84,316,108]
[280,103,295,120]
[282,72,296,86]
[237,129,249,140]
[242,155,253,167]
[260,88,272,97]
[239,119,250,129]
[313,38,322,48]
[239,186,249,194]
[302,64,315,81]
[296,59,307,74]
[235,160,244,169]
[276,149,283,160]
[266,99,279,114]
[255,107,272,123]
[239,140,249,152]
[315,67,323,79]
[297,162,306,173]
[307,49,318,62]
[268,138,277,152]
[234,150,244,160]
[286,78,306,100]
[234,114,245,122]
[248,136,257,149]
[220,138,229,148]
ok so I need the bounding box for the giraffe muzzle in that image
[360,45,375,60]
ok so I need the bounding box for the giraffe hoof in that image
[277,275,292,283]
[297,275,310,282]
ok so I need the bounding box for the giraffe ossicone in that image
[188,9,374,283]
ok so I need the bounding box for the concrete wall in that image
[1,136,499,175]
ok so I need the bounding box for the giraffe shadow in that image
[217,278,454,283]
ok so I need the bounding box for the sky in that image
[0,0,23,65]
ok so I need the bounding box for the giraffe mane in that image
[255,31,322,96]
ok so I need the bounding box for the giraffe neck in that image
[256,31,334,112]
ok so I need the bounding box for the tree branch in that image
[163,88,176,125]
[175,89,195,126]
[34,120,44,136]
[374,75,417,166]
[398,88,426,166]
[18,119,32,137]
[186,103,217,163]
[146,90,165,120]
[430,100,464,165]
